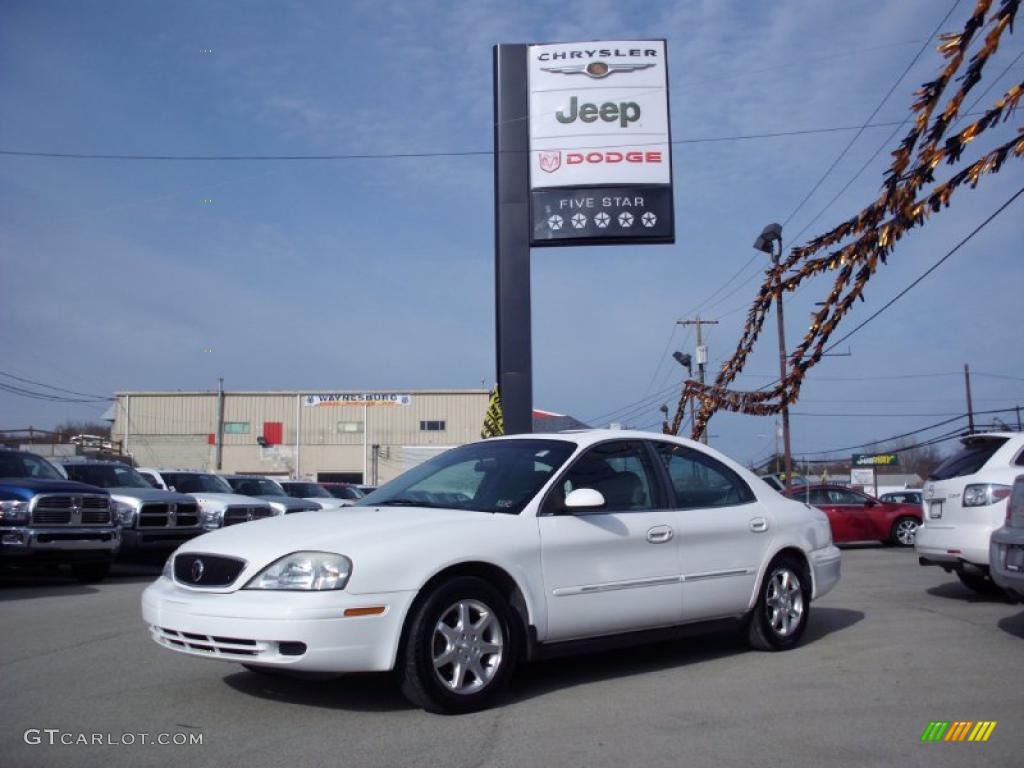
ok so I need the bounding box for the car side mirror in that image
[565,488,606,510]
[168,485,176,492]
[865,499,876,507]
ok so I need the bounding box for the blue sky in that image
[1,0,1022,467]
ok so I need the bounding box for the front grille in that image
[173,553,246,587]
[36,532,114,543]
[150,626,307,660]
[32,494,110,526]
[138,501,201,528]
[223,506,271,526]
[153,627,260,656]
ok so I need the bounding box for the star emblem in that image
[594,211,610,228]
[548,214,564,231]
[641,212,658,228]
[618,212,634,228]
[571,213,587,229]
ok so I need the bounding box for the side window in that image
[544,441,661,513]
[141,472,161,489]
[809,488,831,505]
[829,489,862,505]
[655,442,755,509]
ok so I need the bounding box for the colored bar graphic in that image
[921,720,996,742]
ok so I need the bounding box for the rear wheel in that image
[956,569,1006,596]
[71,562,110,583]
[889,516,919,547]
[747,556,810,651]
[397,576,517,714]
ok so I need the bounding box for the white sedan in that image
[142,430,840,713]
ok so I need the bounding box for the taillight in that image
[962,483,1011,507]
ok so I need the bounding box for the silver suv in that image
[916,432,1024,595]
[58,459,204,555]
[220,475,321,515]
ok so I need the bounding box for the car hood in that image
[0,477,109,500]
[178,505,495,564]
[256,495,319,513]
[107,487,196,505]
[185,492,272,509]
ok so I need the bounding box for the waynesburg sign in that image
[527,39,674,245]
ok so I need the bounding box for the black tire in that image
[747,555,811,651]
[71,562,110,583]
[889,516,919,547]
[956,569,1006,596]
[397,576,517,714]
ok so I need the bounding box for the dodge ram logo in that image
[539,151,561,173]
[191,559,205,582]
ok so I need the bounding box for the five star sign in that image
[571,213,587,229]
[641,212,658,228]
[594,211,610,228]
[617,211,634,228]
[547,214,564,231]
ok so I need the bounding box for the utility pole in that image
[676,317,718,443]
[215,377,225,471]
[964,364,975,434]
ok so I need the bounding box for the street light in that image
[753,222,793,493]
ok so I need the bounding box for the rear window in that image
[928,438,1008,480]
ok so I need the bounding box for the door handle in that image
[647,525,674,544]
[749,517,768,533]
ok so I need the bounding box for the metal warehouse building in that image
[111,389,490,485]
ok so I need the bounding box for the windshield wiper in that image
[373,498,442,508]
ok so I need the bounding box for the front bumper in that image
[914,522,993,569]
[990,526,1024,599]
[141,576,417,672]
[122,527,204,552]
[809,544,841,600]
[1,526,120,562]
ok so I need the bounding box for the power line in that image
[0,369,111,401]
[781,0,963,229]
[0,118,972,162]
[822,185,1024,353]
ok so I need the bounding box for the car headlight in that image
[244,551,352,591]
[112,500,137,526]
[200,507,224,529]
[268,500,288,515]
[0,500,30,525]
[963,483,1011,507]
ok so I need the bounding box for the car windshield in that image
[929,438,1008,480]
[0,451,64,480]
[162,472,233,494]
[63,464,152,489]
[284,482,332,498]
[360,439,576,514]
[227,477,286,496]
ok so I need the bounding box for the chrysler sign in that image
[527,40,673,245]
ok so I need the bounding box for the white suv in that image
[916,432,1024,594]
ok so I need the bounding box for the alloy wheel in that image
[765,567,805,638]
[431,599,504,695]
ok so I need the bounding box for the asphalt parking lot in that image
[2,546,1021,768]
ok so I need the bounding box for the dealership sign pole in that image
[494,40,674,433]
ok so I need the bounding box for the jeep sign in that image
[527,39,673,245]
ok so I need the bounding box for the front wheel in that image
[747,557,810,651]
[889,516,919,547]
[397,576,517,714]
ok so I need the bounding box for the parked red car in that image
[784,484,921,547]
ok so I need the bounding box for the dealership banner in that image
[303,393,412,407]
[527,39,673,246]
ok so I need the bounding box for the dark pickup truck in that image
[0,448,119,582]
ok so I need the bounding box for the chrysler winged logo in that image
[539,151,561,173]
[191,559,205,582]
[541,61,655,79]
